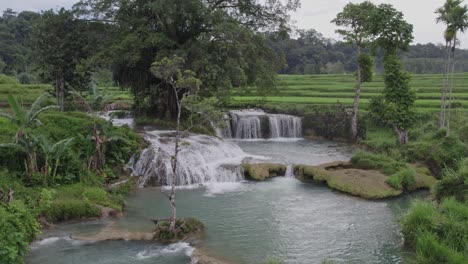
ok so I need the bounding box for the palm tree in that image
[436,0,468,133]
[35,135,74,185]
[0,93,58,175]
[69,88,129,172]
[446,4,468,134]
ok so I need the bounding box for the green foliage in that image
[358,54,374,83]
[386,169,416,190]
[43,199,101,223]
[0,201,41,264]
[351,151,407,175]
[370,55,416,133]
[415,231,466,264]
[401,201,437,248]
[17,73,35,84]
[435,159,468,202]
[0,74,18,84]
[401,198,468,262]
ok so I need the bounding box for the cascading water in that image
[217,109,303,139]
[131,131,251,187]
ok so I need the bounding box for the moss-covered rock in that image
[242,163,287,181]
[294,161,437,199]
[294,162,402,199]
[153,217,204,242]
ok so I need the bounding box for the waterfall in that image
[216,109,303,139]
[285,165,294,177]
[132,132,249,187]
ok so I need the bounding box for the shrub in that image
[426,135,467,177]
[0,74,18,84]
[17,73,35,84]
[43,199,101,222]
[401,201,437,248]
[351,151,407,175]
[387,169,416,191]
[0,201,41,264]
[415,231,466,264]
[435,159,468,203]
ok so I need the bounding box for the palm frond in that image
[28,92,51,119]
[0,143,27,153]
[7,95,26,126]
[28,105,59,126]
[0,111,14,121]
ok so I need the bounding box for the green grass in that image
[0,83,132,110]
[231,73,468,112]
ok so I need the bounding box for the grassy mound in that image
[294,162,402,199]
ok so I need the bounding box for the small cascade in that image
[216,109,303,139]
[285,165,294,177]
[100,111,134,129]
[131,132,249,187]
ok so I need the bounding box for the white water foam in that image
[135,242,194,260]
[132,133,259,187]
[31,236,94,249]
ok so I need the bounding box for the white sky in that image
[0,0,465,47]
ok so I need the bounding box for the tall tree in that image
[73,0,299,118]
[31,9,94,111]
[369,4,415,145]
[436,0,468,134]
[150,56,222,234]
[332,1,376,141]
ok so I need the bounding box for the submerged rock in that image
[191,249,232,264]
[242,163,287,181]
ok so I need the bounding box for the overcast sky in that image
[1,0,465,47]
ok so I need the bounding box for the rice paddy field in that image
[230,73,468,113]
[1,73,467,113]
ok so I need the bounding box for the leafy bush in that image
[401,201,437,248]
[386,169,416,191]
[362,128,397,153]
[415,231,466,264]
[0,74,18,84]
[351,151,407,175]
[401,198,468,262]
[0,201,41,264]
[43,199,101,222]
[426,134,467,177]
[17,73,35,84]
[435,159,468,203]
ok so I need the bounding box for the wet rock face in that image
[242,163,287,181]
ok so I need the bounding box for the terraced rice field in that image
[231,73,468,112]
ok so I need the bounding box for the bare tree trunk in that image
[7,188,14,205]
[169,88,182,233]
[351,47,362,141]
[440,41,451,128]
[58,75,65,112]
[393,124,408,145]
[446,36,457,136]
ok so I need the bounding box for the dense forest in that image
[3,7,468,84]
